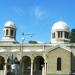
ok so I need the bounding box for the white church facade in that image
[0,20,74,75]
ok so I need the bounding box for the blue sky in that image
[0,0,75,43]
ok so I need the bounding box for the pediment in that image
[48,45,71,53]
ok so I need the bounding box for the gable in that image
[47,47,71,59]
[48,46,71,53]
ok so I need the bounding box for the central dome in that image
[4,21,16,28]
[52,21,69,32]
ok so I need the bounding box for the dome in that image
[4,21,16,28]
[52,21,70,32]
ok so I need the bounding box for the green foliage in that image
[69,29,75,43]
[28,40,38,44]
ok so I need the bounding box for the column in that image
[63,31,65,38]
[42,65,45,75]
[56,31,58,39]
[4,64,7,75]
[31,59,33,75]
[44,53,47,75]
[4,59,7,75]
[44,61,47,75]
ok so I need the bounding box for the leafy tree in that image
[69,29,75,43]
[28,40,38,44]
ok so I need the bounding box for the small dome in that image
[4,21,16,28]
[52,21,69,32]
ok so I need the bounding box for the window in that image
[57,57,61,71]
[58,31,63,38]
[58,31,60,38]
[6,29,8,36]
[65,32,69,38]
[60,32,63,38]
[11,30,14,36]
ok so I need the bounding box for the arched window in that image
[57,57,61,71]
[6,29,8,36]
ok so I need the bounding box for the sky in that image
[0,0,75,43]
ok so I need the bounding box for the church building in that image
[0,20,75,75]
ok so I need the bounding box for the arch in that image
[57,57,61,71]
[6,56,20,75]
[7,55,20,64]
[0,56,5,70]
[21,56,31,63]
[21,56,31,75]
[33,56,44,75]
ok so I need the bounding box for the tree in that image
[69,29,75,43]
[28,40,38,44]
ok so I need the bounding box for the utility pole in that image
[20,32,33,75]
[22,32,33,43]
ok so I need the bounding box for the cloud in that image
[12,7,25,16]
[32,6,45,19]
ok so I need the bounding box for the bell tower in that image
[2,21,17,42]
